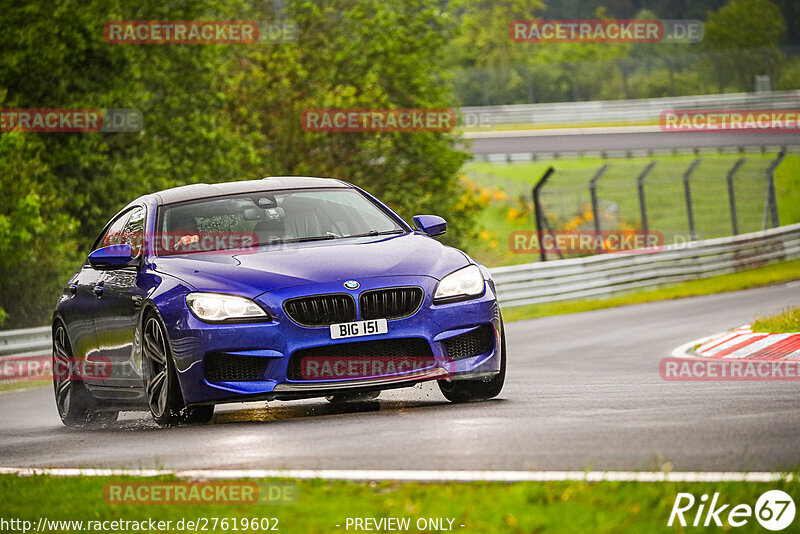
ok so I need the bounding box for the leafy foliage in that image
[446,0,796,105]
[0,0,471,327]
[226,0,472,244]
[0,0,796,327]
[0,132,79,327]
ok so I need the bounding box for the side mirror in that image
[412,215,447,237]
[88,244,134,269]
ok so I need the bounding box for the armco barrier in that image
[490,223,800,307]
[0,326,51,357]
[462,90,800,126]
[1,224,799,352]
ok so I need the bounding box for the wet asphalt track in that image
[1,282,799,472]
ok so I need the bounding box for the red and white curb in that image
[673,325,800,360]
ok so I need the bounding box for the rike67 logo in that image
[669,490,796,531]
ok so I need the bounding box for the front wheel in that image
[438,319,506,403]
[142,313,214,427]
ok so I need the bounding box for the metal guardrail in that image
[476,144,800,164]
[489,223,800,308]
[0,326,51,357]
[462,90,800,126]
[1,223,798,353]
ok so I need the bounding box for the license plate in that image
[330,319,388,339]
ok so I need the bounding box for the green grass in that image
[1,474,798,533]
[465,203,535,267]
[503,258,800,322]
[776,154,800,227]
[461,153,800,322]
[463,153,800,268]
[752,306,800,333]
[0,379,49,393]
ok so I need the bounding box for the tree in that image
[0,0,252,248]
[445,0,546,104]
[0,0,254,325]
[0,131,79,328]
[704,0,787,91]
[226,0,474,246]
[0,0,476,326]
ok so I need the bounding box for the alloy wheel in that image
[143,316,169,418]
[52,324,72,418]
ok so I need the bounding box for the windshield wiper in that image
[254,235,334,247]
[282,234,337,244]
[346,229,406,238]
[255,231,402,247]
[253,236,285,247]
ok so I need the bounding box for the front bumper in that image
[161,275,501,405]
[273,367,449,393]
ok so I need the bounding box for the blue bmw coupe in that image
[53,177,505,426]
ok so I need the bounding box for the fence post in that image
[762,151,785,229]
[636,161,656,237]
[726,158,745,235]
[532,166,555,262]
[589,164,610,244]
[683,158,702,241]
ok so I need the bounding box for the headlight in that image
[185,293,268,322]
[433,265,485,303]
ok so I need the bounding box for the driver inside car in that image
[170,212,200,250]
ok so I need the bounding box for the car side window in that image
[121,206,146,258]
[93,211,132,252]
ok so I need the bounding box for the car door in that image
[92,205,148,386]
[64,211,133,368]
[59,264,104,364]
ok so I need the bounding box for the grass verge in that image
[752,306,800,333]
[0,379,49,393]
[503,259,800,322]
[462,153,800,268]
[1,474,798,533]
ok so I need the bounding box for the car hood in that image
[151,233,470,298]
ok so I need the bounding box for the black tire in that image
[52,322,118,427]
[142,312,214,427]
[438,319,506,403]
[326,391,380,404]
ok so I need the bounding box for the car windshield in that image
[156,188,405,255]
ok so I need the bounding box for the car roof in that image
[150,176,351,205]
